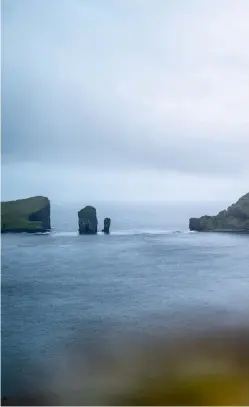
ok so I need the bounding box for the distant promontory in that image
[1,196,51,233]
[189,192,249,232]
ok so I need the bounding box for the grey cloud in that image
[2,0,249,201]
[2,74,248,176]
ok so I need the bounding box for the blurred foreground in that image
[2,322,249,405]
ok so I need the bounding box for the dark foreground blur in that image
[2,323,249,406]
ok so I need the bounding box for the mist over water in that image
[51,200,231,232]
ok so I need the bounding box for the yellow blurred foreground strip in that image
[2,325,249,405]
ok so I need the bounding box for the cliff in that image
[189,192,249,232]
[78,206,98,234]
[1,196,51,233]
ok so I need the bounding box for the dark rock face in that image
[189,217,202,231]
[189,192,249,232]
[78,206,98,234]
[102,217,111,234]
[29,203,51,230]
[1,196,51,233]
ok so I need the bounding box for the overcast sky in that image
[2,0,249,203]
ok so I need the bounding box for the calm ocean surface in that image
[2,201,249,396]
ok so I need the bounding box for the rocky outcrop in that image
[189,192,249,232]
[1,196,51,233]
[78,206,98,234]
[102,217,111,234]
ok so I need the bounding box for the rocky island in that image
[102,217,111,234]
[189,192,249,232]
[78,206,98,234]
[1,196,51,233]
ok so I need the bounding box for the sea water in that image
[2,201,249,396]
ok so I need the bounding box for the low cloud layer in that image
[2,0,249,202]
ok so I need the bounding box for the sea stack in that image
[78,206,98,234]
[102,217,111,234]
[1,196,51,233]
[189,192,249,232]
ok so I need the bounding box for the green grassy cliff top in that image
[2,196,49,215]
[1,196,50,233]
